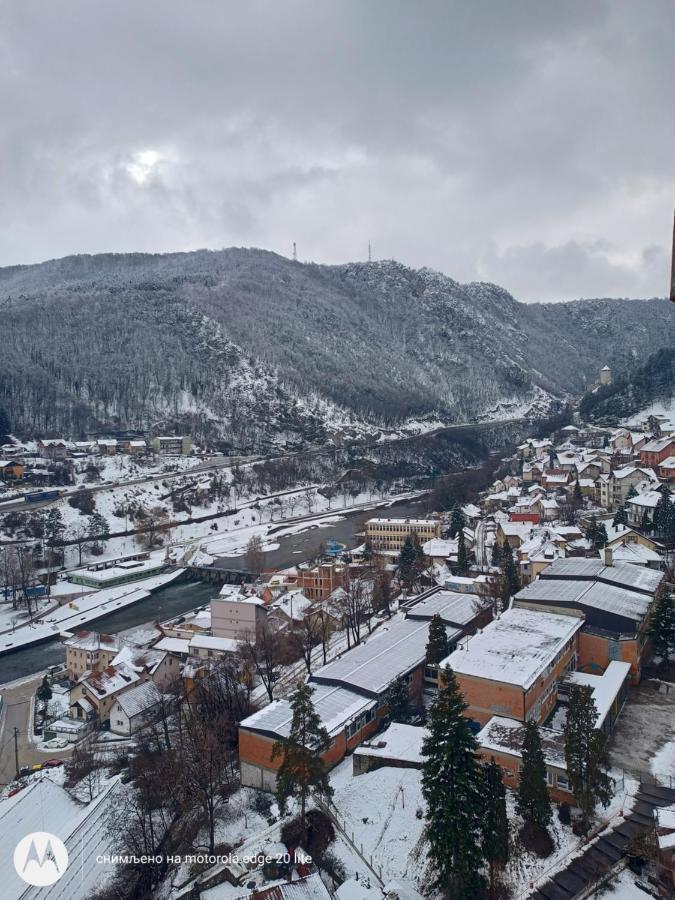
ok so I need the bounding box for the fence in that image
[318,798,385,887]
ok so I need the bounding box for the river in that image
[0,495,430,686]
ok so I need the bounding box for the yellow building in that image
[365,517,441,552]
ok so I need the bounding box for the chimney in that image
[604,546,613,567]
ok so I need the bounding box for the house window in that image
[556,773,570,791]
[546,769,553,785]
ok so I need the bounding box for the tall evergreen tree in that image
[384,677,410,723]
[572,479,583,509]
[626,484,638,500]
[564,686,612,829]
[87,510,110,552]
[272,683,333,837]
[516,720,552,831]
[481,758,510,898]
[44,508,65,552]
[36,674,52,703]
[500,541,520,598]
[398,532,425,592]
[491,540,503,566]
[648,591,675,666]
[421,666,486,898]
[449,504,466,539]
[456,528,469,575]
[612,503,628,527]
[640,509,652,535]
[653,485,675,539]
[426,614,449,665]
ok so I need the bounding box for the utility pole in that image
[292,241,297,262]
[14,727,20,780]
[368,240,372,263]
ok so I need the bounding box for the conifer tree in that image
[384,677,410,723]
[626,484,638,500]
[36,674,52,703]
[272,683,333,836]
[426,613,449,665]
[563,686,612,829]
[491,541,503,566]
[482,758,510,898]
[500,541,520,598]
[421,666,486,898]
[648,591,675,666]
[653,485,675,539]
[87,510,110,552]
[640,509,652,535]
[516,720,552,831]
[456,528,469,575]
[572,479,583,508]
[612,503,628,527]
[45,508,65,552]
[449,504,466,539]
[398,534,418,592]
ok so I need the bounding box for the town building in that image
[476,716,572,802]
[514,555,664,683]
[63,631,120,680]
[210,588,266,641]
[294,561,349,601]
[365,517,441,552]
[151,435,192,456]
[442,606,583,728]
[109,681,164,736]
[640,436,675,468]
[69,553,167,588]
[239,617,433,790]
[0,460,24,481]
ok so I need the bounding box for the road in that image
[0,416,526,512]
[0,674,71,787]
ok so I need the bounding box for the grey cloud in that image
[0,0,673,299]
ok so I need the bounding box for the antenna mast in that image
[368,240,372,263]
[293,241,297,262]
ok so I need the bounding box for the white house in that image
[109,681,164,736]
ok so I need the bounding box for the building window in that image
[556,773,570,791]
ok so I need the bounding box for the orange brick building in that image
[443,606,583,728]
[239,617,432,790]
[514,556,664,684]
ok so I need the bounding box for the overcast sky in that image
[1,1,673,301]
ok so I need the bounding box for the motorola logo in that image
[13,832,69,887]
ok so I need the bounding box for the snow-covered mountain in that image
[0,249,673,448]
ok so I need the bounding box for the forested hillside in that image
[1,249,673,448]
[579,347,675,422]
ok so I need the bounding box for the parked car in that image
[30,763,43,772]
[7,785,25,798]
[42,759,63,769]
[43,738,68,750]
[19,767,32,778]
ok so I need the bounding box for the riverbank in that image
[0,568,185,656]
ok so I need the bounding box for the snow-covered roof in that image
[565,661,631,729]
[441,608,583,690]
[246,874,333,900]
[112,645,166,674]
[627,490,664,509]
[64,630,120,652]
[81,661,140,699]
[443,607,583,689]
[113,680,163,719]
[189,634,239,653]
[477,716,566,769]
[641,436,674,453]
[422,538,456,557]
[366,517,438,527]
[516,578,652,623]
[269,589,313,619]
[154,636,191,654]
[241,682,376,739]
[538,556,663,595]
[403,588,481,628]
[353,723,427,765]
[598,541,662,566]
[311,618,431,697]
